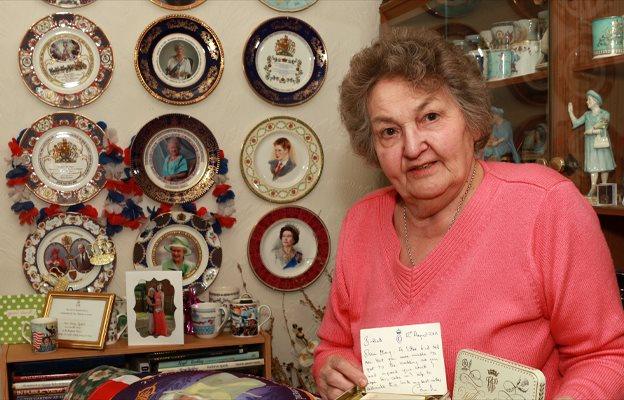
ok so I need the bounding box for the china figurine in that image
[484,107,520,163]
[568,90,616,198]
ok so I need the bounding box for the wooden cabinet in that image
[0,332,272,399]
[380,0,624,270]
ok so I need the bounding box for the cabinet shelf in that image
[594,205,624,217]
[574,54,624,72]
[486,70,548,89]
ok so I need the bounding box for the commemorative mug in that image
[479,30,493,49]
[510,40,543,76]
[491,21,514,49]
[191,302,229,339]
[229,294,272,337]
[106,296,128,345]
[468,49,488,78]
[592,16,624,58]
[208,286,240,332]
[21,317,57,353]
[513,19,538,42]
[488,49,513,80]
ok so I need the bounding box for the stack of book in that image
[11,372,80,400]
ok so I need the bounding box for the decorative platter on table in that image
[248,206,329,291]
[259,0,317,12]
[22,213,116,294]
[135,15,224,105]
[243,17,327,106]
[42,0,97,8]
[18,13,113,108]
[133,212,221,294]
[19,113,107,206]
[149,0,207,10]
[131,114,220,204]
[241,116,323,203]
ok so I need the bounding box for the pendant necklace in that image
[401,162,477,267]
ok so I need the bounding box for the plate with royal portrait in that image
[149,0,206,10]
[243,17,327,106]
[18,13,113,108]
[241,116,323,203]
[22,213,116,294]
[248,206,329,291]
[131,114,220,204]
[133,212,222,294]
[19,113,107,206]
[135,15,224,105]
[259,0,317,12]
[43,0,96,7]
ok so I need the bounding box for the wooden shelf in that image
[574,54,624,72]
[486,70,548,89]
[594,205,624,217]
[380,0,426,22]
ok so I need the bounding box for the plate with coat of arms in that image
[18,13,113,108]
[133,212,222,294]
[135,15,224,105]
[19,113,107,206]
[243,17,327,106]
[22,213,116,294]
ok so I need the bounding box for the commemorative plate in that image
[131,114,220,204]
[134,212,221,294]
[259,0,317,12]
[248,206,329,291]
[149,0,207,10]
[18,13,113,108]
[19,113,106,206]
[22,213,115,294]
[135,15,224,105]
[43,0,97,7]
[243,17,327,106]
[241,116,323,203]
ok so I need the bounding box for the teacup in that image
[491,21,514,49]
[514,19,538,41]
[592,16,624,58]
[229,294,271,337]
[21,317,57,353]
[488,49,514,80]
[191,302,229,339]
[479,30,493,49]
[208,286,240,332]
[468,49,488,78]
[511,40,543,76]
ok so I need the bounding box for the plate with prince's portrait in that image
[131,114,220,204]
[248,206,329,291]
[133,212,221,294]
[241,116,323,203]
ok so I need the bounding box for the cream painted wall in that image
[0,0,383,386]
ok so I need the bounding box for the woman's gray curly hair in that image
[339,28,492,166]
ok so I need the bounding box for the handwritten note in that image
[360,323,447,396]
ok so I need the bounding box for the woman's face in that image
[368,77,477,205]
[281,230,295,247]
[167,140,180,157]
[274,144,287,160]
[586,95,596,108]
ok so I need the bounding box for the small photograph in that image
[268,137,297,181]
[272,224,303,270]
[69,239,92,273]
[43,243,69,278]
[49,38,81,62]
[597,183,617,206]
[151,136,197,182]
[154,233,200,280]
[132,279,176,338]
[158,40,200,81]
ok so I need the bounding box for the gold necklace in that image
[401,162,477,267]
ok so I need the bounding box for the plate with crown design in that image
[22,213,116,294]
[19,113,107,206]
[243,17,327,106]
[18,13,113,108]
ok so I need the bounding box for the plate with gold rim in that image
[241,116,323,203]
[135,15,224,105]
[243,17,327,106]
[19,113,107,206]
[18,13,113,109]
[149,0,207,10]
[43,0,97,8]
[259,0,318,12]
[131,114,220,204]
[22,213,115,294]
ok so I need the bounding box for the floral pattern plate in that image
[135,15,224,105]
[248,206,329,291]
[22,213,115,294]
[19,13,113,108]
[259,0,317,12]
[131,114,220,204]
[133,212,221,294]
[243,17,327,106]
[149,0,207,10]
[241,116,323,203]
[19,113,107,206]
[43,0,97,7]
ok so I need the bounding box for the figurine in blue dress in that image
[484,107,520,163]
[568,90,616,198]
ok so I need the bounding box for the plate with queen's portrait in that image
[131,114,220,204]
[243,17,327,106]
[135,15,224,105]
[259,0,317,12]
[241,116,323,203]
[43,0,97,7]
[248,206,329,291]
[133,211,222,294]
[18,13,113,108]
[19,113,107,206]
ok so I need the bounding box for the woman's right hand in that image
[317,355,367,400]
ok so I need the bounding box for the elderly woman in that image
[161,137,189,181]
[313,29,624,400]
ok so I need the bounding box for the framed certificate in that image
[43,291,114,349]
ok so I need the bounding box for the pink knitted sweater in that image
[314,161,624,399]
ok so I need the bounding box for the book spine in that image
[13,387,68,396]
[148,345,246,363]
[157,350,260,369]
[14,395,65,400]
[12,373,80,382]
[13,379,74,390]
[158,358,265,373]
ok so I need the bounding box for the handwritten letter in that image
[360,323,447,396]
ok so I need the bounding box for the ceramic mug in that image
[514,18,538,41]
[468,49,488,78]
[21,317,57,353]
[229,294,271,337]
[491,21,514,49]
[191,302,229,339]
[479,30,493,49]
[488,49,513,80]
[592,15,624,58]
[208,286,240,332]
[511,40,543,76]
[106,296,128,345]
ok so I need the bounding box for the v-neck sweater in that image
[313,161,624,399]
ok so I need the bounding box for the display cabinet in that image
[380,0,624,271]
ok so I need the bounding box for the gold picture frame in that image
[43,291,115,349]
